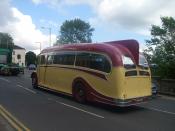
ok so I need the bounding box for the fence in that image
[152,76,175,96]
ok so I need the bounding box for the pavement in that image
[0,70,175,131]
[158,94,175,101]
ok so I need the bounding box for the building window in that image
[17,54,21,60]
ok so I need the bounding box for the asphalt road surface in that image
[0,70,175,131]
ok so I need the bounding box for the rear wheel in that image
[73,83,86,103]
[32,77,38,89]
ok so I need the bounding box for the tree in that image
[25,51,37,66]
[0,32,14,64]
[144,16,175,78]
[0,32,14,50]
[57,19,94,44]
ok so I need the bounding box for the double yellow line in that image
[0,105,30,131]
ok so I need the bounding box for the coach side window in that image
[53,54,61,64]
[53,52,75,65]
[62,52,75,65]
[37,56,40,65]
[76,52,111,73]
[75,52,91,68]
[47,54,54,65]
[40,55,46,65]
[90,54,111,73]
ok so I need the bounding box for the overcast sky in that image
[0,0,175,54]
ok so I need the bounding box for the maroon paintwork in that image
[46,65,107,80]
[72,77,150,106]
[106,39,139,65]
[72,77,115,104]
[41,39,140,66]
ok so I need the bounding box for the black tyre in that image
[73,83,86,103]
[32,77,38,89]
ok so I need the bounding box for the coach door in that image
[38,54,47,86]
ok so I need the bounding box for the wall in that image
[152,77,175,96]
[12,49,25,66]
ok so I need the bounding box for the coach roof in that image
[41,39,139,66]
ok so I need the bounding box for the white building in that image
[12,45,26,66]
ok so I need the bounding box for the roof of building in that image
[14,45,25,50]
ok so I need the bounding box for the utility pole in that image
[35,42,42,52]
[41,27,52,47]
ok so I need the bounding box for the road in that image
[0,70,175,131]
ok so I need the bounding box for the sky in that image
[0,0,175,54]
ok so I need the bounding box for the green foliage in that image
[144,16,175,78]
[57,19,94,44]
[0,32,14,50]
[25,51,37,66]
[0,32,14,64]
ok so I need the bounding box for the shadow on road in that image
[35,87,146,114]
[89,102,146,114]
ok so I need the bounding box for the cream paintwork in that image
[115,67,151,99]
[38,66,46,86]
[37,65,151,100]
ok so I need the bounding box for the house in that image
[12,45,26,66]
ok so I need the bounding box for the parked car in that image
[28,64,36,70]
[152,82,158,96]
[0,64,20,76]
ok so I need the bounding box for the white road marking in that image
[47,98,54,101]
[143,106,175,115]
[55,101,104,119]
[16,84,36,94]
[0,77,10,83]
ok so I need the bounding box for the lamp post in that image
[35,42,41,52]
[41,26,51,47]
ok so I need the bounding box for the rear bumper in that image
[114,96,151,107]
[91,91,151,107]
